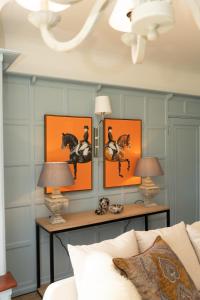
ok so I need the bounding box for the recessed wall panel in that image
[146,96,165,126]
[4,166,31,207]
[146,128,166,157]
[68,197,98,213]
[124,94,145,118]
[5,206,32,246]
[68,89,93,115]
[100,89,121,118]
[186,100,200,115]
[168,97,185,115]
[98,222,123,241]
[68,228,96,245]
[6,246,35,291]
[4,124,30,165]
[34,84,64,122]
[3,79,29,121]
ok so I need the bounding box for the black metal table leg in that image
[36,224,41,289]
[49,233,54,283]
[145,215,148,231]
[167,210,170,227]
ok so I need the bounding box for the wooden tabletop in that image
[0,272,17,292]
[36,204,169,233]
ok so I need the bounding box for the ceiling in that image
[1,0,200,95]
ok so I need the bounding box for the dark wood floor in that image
[12,292,41,300]
[12,284,47,299]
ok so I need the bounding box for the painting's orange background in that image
[45,115,92,192]
[104,119,142,188]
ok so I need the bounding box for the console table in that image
[36,203,170,289]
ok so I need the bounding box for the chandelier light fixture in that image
[15,0,70,12]
[1,0,200,64]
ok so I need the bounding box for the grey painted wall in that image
[3,74,200,296]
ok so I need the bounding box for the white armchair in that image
[43,277,77,300]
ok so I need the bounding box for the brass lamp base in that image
[139,177,160,206]
[45,192,69,224]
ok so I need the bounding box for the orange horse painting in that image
[105,127,131,177]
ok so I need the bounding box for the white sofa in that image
[43,221,200,300]
[43,277,77,300]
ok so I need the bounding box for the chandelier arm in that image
[39,0,109,51]
[131,35,146,64]
[184,0,200,30]
[50,0,83,4]
[0,0,10,10]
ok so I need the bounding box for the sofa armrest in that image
[43,277,77,300]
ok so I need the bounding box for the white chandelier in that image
[1,0,200,64]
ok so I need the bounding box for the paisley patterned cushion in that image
[113,236,200,300]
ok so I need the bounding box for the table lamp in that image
[38,162,74,224]
[134,157,164,206]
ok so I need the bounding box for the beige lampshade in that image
[95,96,112,115]
[38,162,74,187]
[134,157,164,177]
[109,0,138,32]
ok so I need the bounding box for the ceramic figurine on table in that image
[95,198,110,215]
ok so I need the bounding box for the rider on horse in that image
[108,126,119,160]
[76,125,90,161]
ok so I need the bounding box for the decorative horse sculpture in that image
[105,134,131,177]
[61,133,92,180]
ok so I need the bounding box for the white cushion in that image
[43,277,77,300]
[136,222,200,290]
[78,252,141,300]
[68,230,139,297]
[187,221,200,262]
